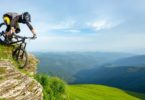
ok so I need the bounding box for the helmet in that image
[3,16,11,25]
[21,12,31,23]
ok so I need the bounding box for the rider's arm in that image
[0,23,5,28]
[0,22,14,36]
[26,22,36,37]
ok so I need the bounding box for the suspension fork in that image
[20,42,27,59]
[15,44,22,60]
[23,42,27,50]
[16,42,25,59]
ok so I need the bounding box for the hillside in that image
[68,84,145,100]
[35,52,133,82]
[0,44,43,99]
[74,66,145,92]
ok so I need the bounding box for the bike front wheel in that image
[12,48,28,68]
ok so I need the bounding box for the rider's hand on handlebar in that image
[31,34,37,39]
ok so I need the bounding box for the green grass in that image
[0,44,14,60]
[68,84,145,100]
[35,74,69,100]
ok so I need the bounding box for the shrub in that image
[35,74,68,100]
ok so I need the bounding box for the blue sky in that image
[0,0,145,54]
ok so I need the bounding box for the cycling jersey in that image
[3,12,34,33]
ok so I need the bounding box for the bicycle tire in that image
[12,48,28,68]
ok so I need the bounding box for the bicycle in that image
[0,26,34,68]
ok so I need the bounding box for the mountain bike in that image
[0,27,33,68]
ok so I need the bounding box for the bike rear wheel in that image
[12,48,28,68]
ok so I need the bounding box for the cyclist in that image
[0,12,37,43]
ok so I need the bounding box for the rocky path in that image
[0,60,43,100]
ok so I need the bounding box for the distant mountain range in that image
[33,52,145,93]
[74,66,145,92]
[73,55,145,92]
[104,55,145,67]
[34,52,133,81]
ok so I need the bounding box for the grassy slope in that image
[68,84,145,100]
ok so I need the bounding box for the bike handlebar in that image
[13,34,33,40]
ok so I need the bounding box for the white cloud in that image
[88,19,123,31]
[89,33,145,53]
[35,19,77,33]
[64,29,80,33]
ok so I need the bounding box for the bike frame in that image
[9,36,27,50]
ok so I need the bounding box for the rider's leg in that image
[15,23,20,34]
[4,35,13,44]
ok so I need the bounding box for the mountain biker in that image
[0,12,37,42]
